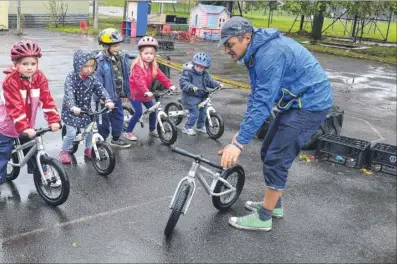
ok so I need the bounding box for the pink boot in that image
[84,148,92,159]
[59,151,72,164]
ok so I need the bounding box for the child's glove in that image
[105,101,115,109]
[192,87,199,93]
[196,90,208,98]
[71,106,81,115]
[219,83,224,89]
[169,86,176,91]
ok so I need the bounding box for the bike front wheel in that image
[33,156,70,206]
[158,118,178,145]
[123,105,134,132]
[205,112,224,140]
[212,165,245,211]
[164,102,184,126]
[164,184,190,237]
[91,141,116,176]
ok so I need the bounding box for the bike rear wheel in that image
[158,119,178,145]
[33,156,70,206]
[205,112,224,139]
[164,102,184,126]
[164,184,190,237]
[91,141,116,176]
[212,165,245,211]
[6,151,20,181]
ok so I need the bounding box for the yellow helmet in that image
[98,28,123,45]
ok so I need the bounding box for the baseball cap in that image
[218,16,254,47]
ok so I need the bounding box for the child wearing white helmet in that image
[179,52,223,136]
[125,36,176,141]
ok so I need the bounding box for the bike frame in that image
[8,136,48,183]
[75,115,105,161]
[139,96,169,132]
[169,161,236,215]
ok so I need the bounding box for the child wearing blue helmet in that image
[179,53,223,136]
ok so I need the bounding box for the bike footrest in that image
[370,143,397,175]
[316,134,371,169]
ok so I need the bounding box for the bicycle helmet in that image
[10,40,42,61]
[98,28,124,45]
[192,52,211,68]
[137,36,159,50]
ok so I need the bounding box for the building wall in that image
[7,0,88,28]
[0,1,9,30]
[189,8,207,28]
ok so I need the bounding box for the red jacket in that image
[129,63,173,102]
[0,67,60,138]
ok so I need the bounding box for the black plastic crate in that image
[158,40,174,51]
[370,143,397,175]
[316,134,371,168]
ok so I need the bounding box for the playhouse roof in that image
[191,4,231,15]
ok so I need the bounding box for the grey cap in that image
[218,17,253,47]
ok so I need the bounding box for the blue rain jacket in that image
[236,28,333,145]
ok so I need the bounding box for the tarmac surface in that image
[0,29,396,263]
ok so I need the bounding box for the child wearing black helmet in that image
[179,53,223,136]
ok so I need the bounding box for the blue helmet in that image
[192,52,211,68]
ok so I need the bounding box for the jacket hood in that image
[244,28,280,61]
[73,49,96,74]
[3,66,15,75]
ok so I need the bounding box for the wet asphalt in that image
[0,29,396,263]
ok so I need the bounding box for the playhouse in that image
[189,4,230,40]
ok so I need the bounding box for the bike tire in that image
[212,165,245,211]
[158,118,178,145]
[123,105,134,132]
[205,112,224,140]
[164,102,184,126]
[91,141,116,176]
[33,156,70,206]
[61,125,79,154]
[164,184,190,237]
[6,152,20,181]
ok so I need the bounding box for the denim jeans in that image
[97,99,124,141]
[126,100,156,133]
[260,108,329,191]
[185,105,207,129]
[61,124,93,152]
[0,133,14,183]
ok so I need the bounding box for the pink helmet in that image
[11,40,42,61]
[137,36,159,50]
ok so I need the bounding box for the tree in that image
[44,0,69,28]
[16,0,22,35]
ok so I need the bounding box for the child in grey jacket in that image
[179,53,223,136]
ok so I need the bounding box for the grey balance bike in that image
[164,147,245,237]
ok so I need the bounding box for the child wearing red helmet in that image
[0,40,61,185]
[124,36,176,141]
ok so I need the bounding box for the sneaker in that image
[124,132,138,141]
[110,138,131,148]
[42,165,61,187]
[182,127,196,136]
[59,151,72,164]
[84,148,92,159]
[244,201,284,218]
[149,130,159,138]
[196,126,207,133]
[229,211,272,231]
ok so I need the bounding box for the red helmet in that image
[10,40,42,61]
[137,36,159,50]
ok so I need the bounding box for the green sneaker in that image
[244,201,284,218]
[229,211,272,231]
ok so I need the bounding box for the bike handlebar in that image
[171,147,223,170]
[19,124,63,139]
[79,106,116,116]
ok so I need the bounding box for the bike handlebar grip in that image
[143,94,149,98]
[171,147,196,159]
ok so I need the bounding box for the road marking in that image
[0,195,171,244]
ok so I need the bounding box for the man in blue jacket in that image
[95,28,131,148]
[218,17,333,231]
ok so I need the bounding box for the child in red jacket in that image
[0,40,61,185]
[124,36,175,141]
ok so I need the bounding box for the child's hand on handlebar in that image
[50,123,61,132]
[192,87,198,93]
[144,91,153,98]
[71,106,81,115]
[23,128,36,138]
[219,83,224,89]
[169,85,176,91]
[105,101,115,109]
